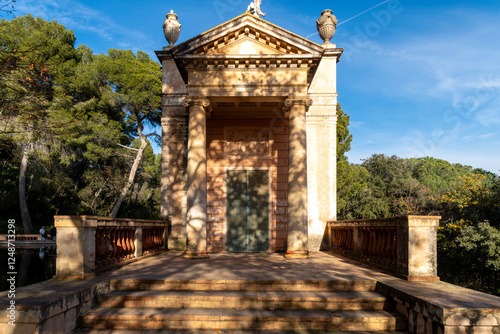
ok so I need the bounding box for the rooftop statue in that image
[248,0,266,17]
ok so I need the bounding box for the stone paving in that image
[1,251,500,334]
[106,251,384,282]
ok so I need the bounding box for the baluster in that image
[383,228,390,264]
[345,228,350,253]
[365,228,372,260]
[104,227,113,265]
[114,227,120,263]
[333,227,340,252]
[336,228,340,251]
[127,227,133,259]
[115,228,123,261]
[149,228,154,251]
[129,228,135,258]
[369,228,376,262]
[374,228,383,263]
[122,228,128,259]
[143,227,149,254]
[100,227,108,266]
[342,228,347,253]
[379,228,388,265]
[95,228,103,268]
[154,228,159,250]
[159,227,164,249]
[338,228,343,252]
[121,228,129,259]
[384,228,393,266]
[360,228,367,259]
[121,228,127,260]
[348,228,353,254]
[390,228,397,267]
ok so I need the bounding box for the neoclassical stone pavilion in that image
[156,10,343,258]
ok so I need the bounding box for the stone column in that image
[284,98,312,259]
[161,95,188,250]
[183,97,210,259]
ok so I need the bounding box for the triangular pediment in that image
[170,12,323,56]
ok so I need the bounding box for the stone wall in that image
[0,281,111,334]
[376,279,500,334]
[206,118,289,252]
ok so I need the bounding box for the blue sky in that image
[10,0,500,174]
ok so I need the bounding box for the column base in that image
[284,250,309,259]
[183,250,209,259]
[168,236,187,251]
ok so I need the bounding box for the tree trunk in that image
[110,116,148,218]
[19,142,33,233]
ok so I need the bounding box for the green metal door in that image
[226,170,269,252]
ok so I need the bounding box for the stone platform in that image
[1,252,499,333]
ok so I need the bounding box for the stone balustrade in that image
[327,216,440,281]
[55,215,169,278]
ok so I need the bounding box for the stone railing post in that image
[328,216,440,281]
[397,216,440,281]
[55,216,97,278]
[134,226,143,258]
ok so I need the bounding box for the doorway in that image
[226,170,269,252]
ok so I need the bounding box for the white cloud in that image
[15,0,149,51]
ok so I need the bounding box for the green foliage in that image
[336,104,352,163]
[0,15,162,229]
[439,221,500,295]
[339,152,500,295]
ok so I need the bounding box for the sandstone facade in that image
[156,12,343,255]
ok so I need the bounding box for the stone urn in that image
[163,10,181,48]
[316,9,338,46]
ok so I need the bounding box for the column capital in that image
[284,97,313,108]
[182,96,211,109]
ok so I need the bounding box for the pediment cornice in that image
[166,12,324,57]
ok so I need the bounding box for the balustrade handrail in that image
[326,215,440,281]
[327,215,442,227]
[54,215,169,227]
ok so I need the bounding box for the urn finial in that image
[316,9,338,47]
[163,10,181,49]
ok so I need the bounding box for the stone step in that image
[109,279,378,292]
[98,290,387,310]
[80,307,405,332]
[74,329,407,334]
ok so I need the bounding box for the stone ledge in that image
[0,279,112,334]
[375,275,500,332]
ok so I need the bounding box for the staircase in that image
[77,279,406,333]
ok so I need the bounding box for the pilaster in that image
[161,95,188,251]
[306,47,342,251]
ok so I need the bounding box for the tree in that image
[0,15,80,232]
[336,103,352,163]
[97,50,162,218]
[0,0,15,16]
[438,174,492,223]
[0,16,128,229]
